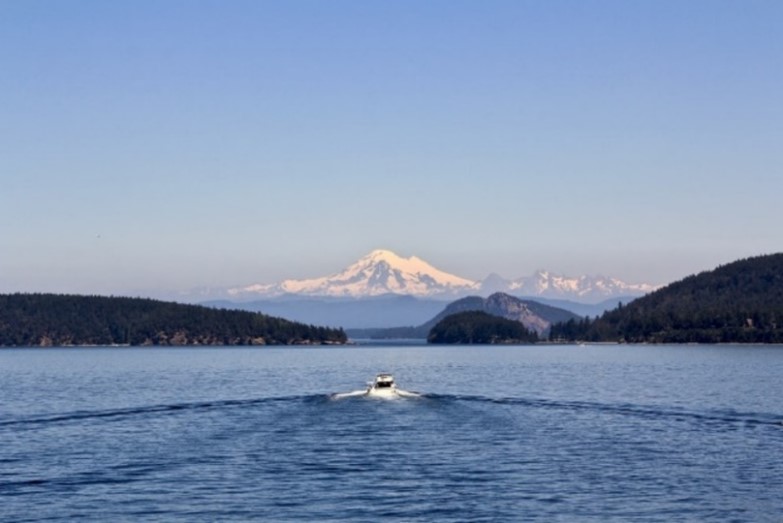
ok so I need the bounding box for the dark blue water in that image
[2,345,782,522]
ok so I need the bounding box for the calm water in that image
[2,344,782,522]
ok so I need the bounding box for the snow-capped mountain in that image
[479,271,658,302]
[228,249,477,299]
[227,249,657,302]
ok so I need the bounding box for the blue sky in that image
[1,1,781,296]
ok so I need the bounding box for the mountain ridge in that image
[226,249,656,303]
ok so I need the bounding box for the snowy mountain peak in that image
[229,249,478,299]
[365,248,406,261]
[353,250,427,274]
[348,250,474,287]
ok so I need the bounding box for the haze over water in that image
[2,344,782,522]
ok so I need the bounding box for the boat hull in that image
[366,388,399,399]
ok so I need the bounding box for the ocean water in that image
[1,344,782,522]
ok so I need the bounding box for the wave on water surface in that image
[429,394,783,429]
[2,392,780,432]
[0,395,326,430]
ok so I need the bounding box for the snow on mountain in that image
[228,249,478,299]
[487,270,657,301]
[228,249,658,302]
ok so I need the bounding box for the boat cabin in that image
[373,373,395,389]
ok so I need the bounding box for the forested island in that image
[549,253,783,343]
[428,311,539,344]
[353,292,578,340]
[0,294,347,347]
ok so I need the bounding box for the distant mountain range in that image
[479,270,656,302]
[226,249,657,303]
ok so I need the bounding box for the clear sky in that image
[1,1,781,296]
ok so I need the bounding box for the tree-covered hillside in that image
[0,294,347,347]
[550,253,783,343]
[428,311,539,344]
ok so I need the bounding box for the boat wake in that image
[330,389,421,401]
[0,395,324,431]
[330,390,368,400]
[426,394,783,429]
[4,390,778,433]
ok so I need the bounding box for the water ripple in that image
[426,393,783,429]
[0,395,325,430]
[3,392,779,435]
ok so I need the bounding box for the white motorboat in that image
[331,373,419,400]
[367,373,398,398]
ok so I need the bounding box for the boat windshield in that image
[375,381,393,388]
